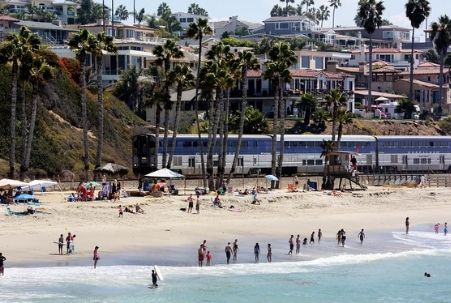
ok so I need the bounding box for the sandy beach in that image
[1,185,450,267]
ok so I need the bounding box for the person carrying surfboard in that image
[151,269,159,287]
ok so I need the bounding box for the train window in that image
[193,141,198,147]
[188,157,195,167]
[238,158,244,166]
[306,142,314,148]
[440,155,445,164]
[421,158,427,164]
[183,141,192,147]
[302,160,307,166]
[413,158,420,164]
[391,155,398,164]
[428,158,431,164]
[307,160,315,165]
[253,158,257,165]
[315,159,323,165]
[429,142,434,147]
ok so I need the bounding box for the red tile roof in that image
[0,15,19,22]
[246,69,351,79]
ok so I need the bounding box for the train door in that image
[402,155,408,171]
[188,157,196,174]
[439,154,445,171]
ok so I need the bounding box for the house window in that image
[315,57,323,69]
[301,56,310,68]
[180,18,186,23]
[187,18,194,22]
[278,22,289,29]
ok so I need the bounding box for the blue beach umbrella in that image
[265,175,279,182]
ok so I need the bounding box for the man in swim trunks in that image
[66,232,72,254]
[444,222,448,236]
[318,229,322,243]
[58,234,64,255]
[198,245,205,267]
[405,217,410,235]
[267,244,272,263]
[288,235,294,255]
[358,229,365,244]
[0,253,5,276]
[254,243,260,262]
[233,239,239,261]
[187,194,194,213]
[225,242,233,264]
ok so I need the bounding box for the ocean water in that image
[2,230,451,303]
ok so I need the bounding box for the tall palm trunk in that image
[194,36,206,187]
[24,93,38,172]
[331,104,337,142]
[368,35,373,109]
[222,88,231,186]
[20,85,28,180]
[409,27,415,101]
[276,78,285,184]
[162,106,170,168]
[95,55,104,168]
[206,94,215,191]
[438,51,444,113]
[216,95,225,189]
[154,106,161,169]
[229,73,247,181]
[337,121,344,148]
[167,82,182,169]
[80,59,90,181]
[207,91,221,191]
[332,7,336,28]
[271,79,280,181]
[9,62,18,179]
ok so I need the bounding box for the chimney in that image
[326,60,338,72]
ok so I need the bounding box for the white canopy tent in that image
[0,179,29,190]
[22,180,58,190]
[145,168,185,179]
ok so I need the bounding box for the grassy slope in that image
[0,65,145,178]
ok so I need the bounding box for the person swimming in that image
[424,272,431,278]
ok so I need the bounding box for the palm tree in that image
[90,32,116,168]
[186,18,212,188]
[228,50,258,183]
[431,15,451,116]
[0,26,40,178]
[22,57,53,177]
[279,0,295,16]
[136,8,145,25]
[69,29,95,180]
[298,93,317,126]
[153,39,184,168]
[265,42,296,184]
[357,0,385,108]
[406,0,430,102]
[336,110,353,147]
[115,4,128,21]
[301,0,315,12]
[167,64,194,169]
[324,89,347,142]
[318,5,330,28]
[329,0,341,28]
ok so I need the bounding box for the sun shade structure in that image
[265,175,279,182]
[145,168,185,179]
[94,163,129,175]
[0,179,29,189]
[22,180,58,190]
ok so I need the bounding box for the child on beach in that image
[118,205,123,218]
[0,253,5,276]
[206,251,212,266]
[93,246,99,269]
[310,232,315,244]
[434,223,440,234]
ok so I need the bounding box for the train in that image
[132,134,451,176]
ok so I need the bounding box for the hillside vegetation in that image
[0,63,145,179]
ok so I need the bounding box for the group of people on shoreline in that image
[57,232,76,255]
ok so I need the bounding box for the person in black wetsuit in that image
[151,270,158,287]
[0,253,6,276]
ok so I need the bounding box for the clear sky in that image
[106,0,451,39]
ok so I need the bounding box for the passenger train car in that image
[132,134,451,176]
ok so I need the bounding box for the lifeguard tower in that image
[323,151,367,190]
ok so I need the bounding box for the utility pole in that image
[111,0,114,38]
[102,0,105,32]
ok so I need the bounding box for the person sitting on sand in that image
[213,195,222,208]
[135,204,144,214]
[124,206,135,214]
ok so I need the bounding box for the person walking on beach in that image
[93,246,99,269]
[405,217,410,235]
[206,251,212,266]
[295,235,301,254]
[118,205,123,218]
[233,239,239,262]
[0,253,6,276]
[444,222,448,236]
[267,244,272,263]
[341,229,346,247]
[225,242,233,264]
[288,235,294,255]
[187,194,194,213]
[358,229,365,244]
[151,269,159,287]
[310,232,315,244]
[254,243,260,262]
[337,230,342,245]
[198,245,205,267]
[195,195,200,214]
[66,232,73,255]
[58,234,64,255]
[318,229,323,243]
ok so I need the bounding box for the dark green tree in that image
[396,99,417,119]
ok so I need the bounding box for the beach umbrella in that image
[265,175,279,182]
[0,178,29,190]
[94,163,129,175]
[145,168,185,179]
[22,179,58,190]
[14,193,39,203]
[85,181,101,189]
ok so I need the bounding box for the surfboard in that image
[154,265,164,281]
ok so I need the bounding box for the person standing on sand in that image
[198,245,205,267]
[206,251,212,266]
[444,222,448,236]
[58,234,64,255]
[288,235,294,255]
[187,194,194,213]
[267,244,272,263]
[254,243,260,262]
[195,195,200,214]
[405,217,410,235]
[310,232,315,244]
[318,229,323,243]
[358,229,365,244]
[118,205,123,218]
[225,242,233,264]
[233,239,239,261]
[93,246,99,269]
[66,232,72,255]
[295,235,301,254]
[0,253,6,276]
